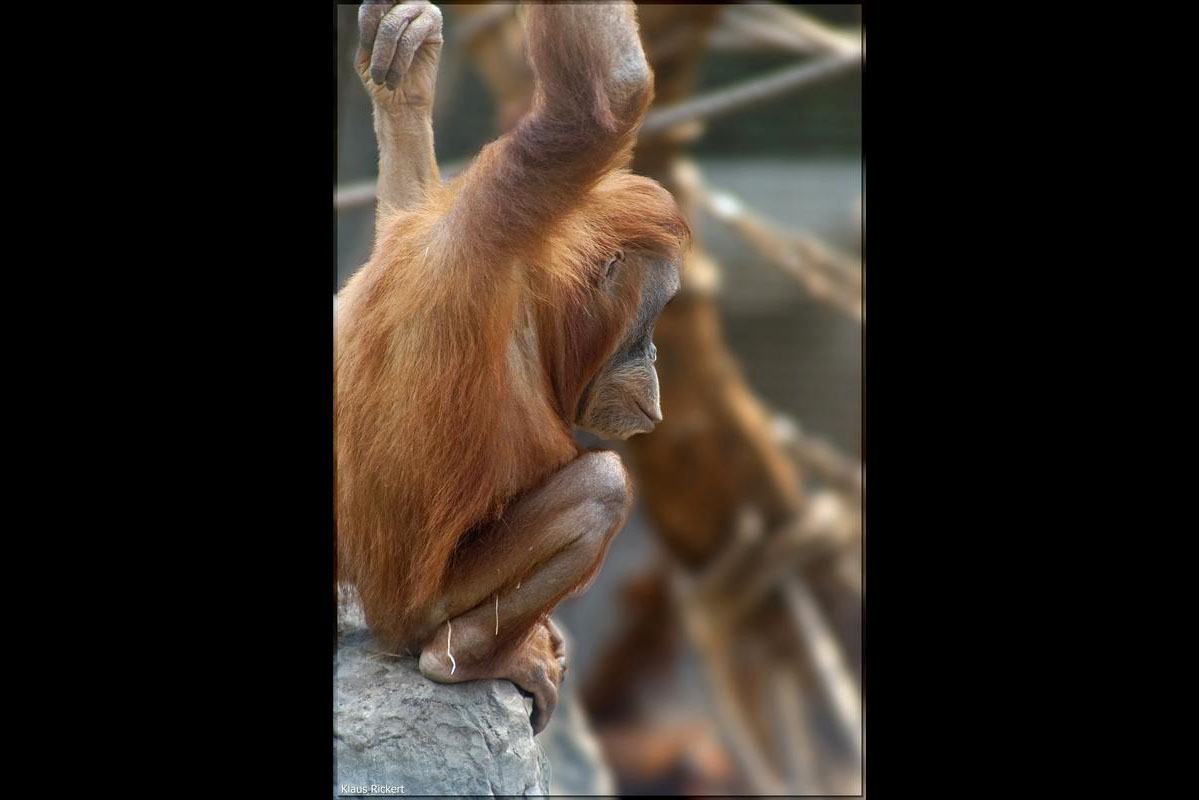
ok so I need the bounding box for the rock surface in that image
[334,587,614,796]
[335,627,551,797]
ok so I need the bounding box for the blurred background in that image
[336,3,862,795]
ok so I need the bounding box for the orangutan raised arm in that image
[441,2,653,255]
[356,0,444,223]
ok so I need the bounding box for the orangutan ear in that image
[603,250,625,284]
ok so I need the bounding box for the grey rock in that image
[335,586,615,796]
[335,627,551,797]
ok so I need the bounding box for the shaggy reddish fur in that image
[335,2,688,651]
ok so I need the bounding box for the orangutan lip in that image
[633,398,656,426]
